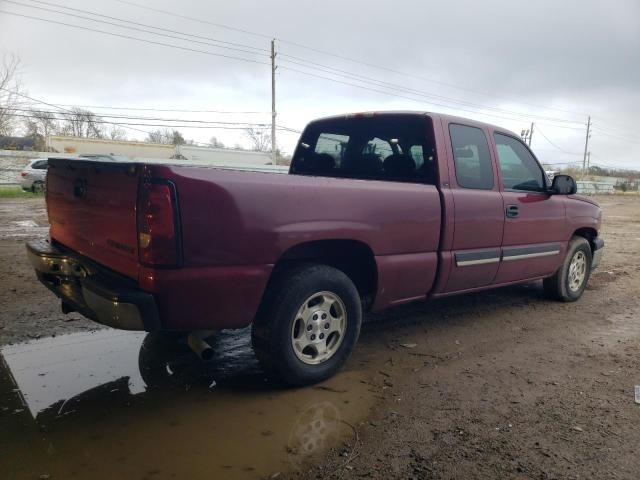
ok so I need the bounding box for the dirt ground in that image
[1,196,639,479]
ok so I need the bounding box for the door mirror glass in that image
[551,174,577,195]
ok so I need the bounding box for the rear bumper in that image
[26,239,160,331]
[20,178,33,190]
[591,236,604,271]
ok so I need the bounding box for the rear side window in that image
[449,124,494,190]
[494,133,546,191]
[32,160,48,170]
[291,115,437,184]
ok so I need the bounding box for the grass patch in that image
[0,185,44,198]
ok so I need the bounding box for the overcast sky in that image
[1,0,639,168]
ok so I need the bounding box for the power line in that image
[4,0,268,58]
[535,126,583,155]
[111,0,272,39]
[11,1,630,147]
[279,56,584,125]
[0,10,270,66]
[8,0,584,127]
[0,86,151,135]
[4,2,594,130]
[107,0,587,118]
[589,153,634,170]
[276,124,302,134]
[12,113,299,131]
[21,0,269,52]
[590,128,640,144]
[52,104,270,114]
[279,65,584,128]
[12,108,273,126]
[4,90,303,134]
[591,120,638,138]
[282,41,591,118]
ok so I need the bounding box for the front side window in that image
[291,115,436,184]
[494,133,545,192]
[449,124,494,190]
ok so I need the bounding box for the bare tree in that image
[146,128,185,145]
[108,125,127,141]
[23,109,59,137]
[146,129,165,144]
[171,129,185,145]
[0,53,23,136]
[244,127,271,152]
[209,136,225,148]
[60,108,105,138]
[22,109,59,150]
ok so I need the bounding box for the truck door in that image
[442,123,504,292]
[492,132,566,283]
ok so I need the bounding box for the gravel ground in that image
[1,196,639,479]
[295,196,640,480]
[0,198,103,345]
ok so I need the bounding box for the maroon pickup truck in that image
[27,112,604,385]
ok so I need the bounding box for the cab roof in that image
[306,110,517,137]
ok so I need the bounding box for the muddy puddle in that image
[1,329,374,479]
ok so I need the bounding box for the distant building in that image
[576,181,615,194]
[0,136,34,151]
[47,136,174,159]
[175,144,273,165]
[46,136,276,166]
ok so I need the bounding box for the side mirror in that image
[551,174,577,195]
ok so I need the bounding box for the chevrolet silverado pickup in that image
[27,112,604,385]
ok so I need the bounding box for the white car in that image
[20,158,48,193]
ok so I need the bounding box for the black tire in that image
[138,332,185,389]
[31,181,44,194]
[543,236,592,302]
[251,263,362,386]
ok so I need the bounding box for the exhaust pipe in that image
[187,333,214,361]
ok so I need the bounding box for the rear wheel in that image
[543,236,592,302]
[251,264,362,386]
[31,181,45,194]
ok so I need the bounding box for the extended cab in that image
[27,112,604,385]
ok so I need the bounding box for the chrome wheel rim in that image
[291,291,347,365]
[568,250,587,292]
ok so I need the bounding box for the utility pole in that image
[271,39,277,166]
[528,122,534,147]
[582,116,591,177]
[586,151,591,177]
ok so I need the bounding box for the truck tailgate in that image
[47,158,140,280]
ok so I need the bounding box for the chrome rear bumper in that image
[26,239,160,331]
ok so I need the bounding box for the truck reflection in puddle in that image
[0,329,372,479]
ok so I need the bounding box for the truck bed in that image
[44,156,442,329]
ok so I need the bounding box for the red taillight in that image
[137,181,180,266]
[21,172,27,177]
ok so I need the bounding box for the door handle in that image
[506,205,519,218]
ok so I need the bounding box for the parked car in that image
[20,158,48,192]
[27,111,604,385]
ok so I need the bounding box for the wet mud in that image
[2,196,640,479]
[1,329,373,479]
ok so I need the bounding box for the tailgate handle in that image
[506,205,519,218]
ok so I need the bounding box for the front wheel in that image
[543,236,592,302]
[251,264,362,386]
